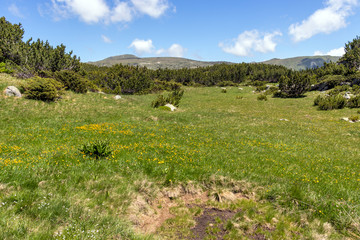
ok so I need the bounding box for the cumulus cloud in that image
[110,2,133,23]
[289,0,358,42]
[8,3,24,18]
[101,35,113,43]
[156,44,186,57]
[47,0,171,24]
[131,0,169,18]
[314,47,345,56]
[219,30,282,57]
[129,39,155,55]
[129,39,186,57]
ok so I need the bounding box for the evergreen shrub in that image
[23,77,64,102]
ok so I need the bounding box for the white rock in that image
[238,88,243,90]
[4,86,22,97]
[165,104,177,112]
[114,95,122,100]
[280,119,289,121]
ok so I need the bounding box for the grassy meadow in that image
[1,73,360,239]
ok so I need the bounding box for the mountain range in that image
[88,54,341,71]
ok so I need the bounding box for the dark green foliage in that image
[328,85,351,96]
[54,70,87,93]
[347,95,360,108]
[151,95,167,108]
[264,86,279,95]
[221,88,227,93]
[0,17,24,64]
[166,89,184,107]
[339,35,360,71]
[79,140,112,159]
[151,89,184,108]
[151,80,182,92]
[315,95,346,110]
[217,81,238,87]
[23,77,64,102]
[256,85,267,92]
[278,72,310,98]
[257,94,268,101]
[0,17,80,75]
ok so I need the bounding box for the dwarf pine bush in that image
[23,77,64,102]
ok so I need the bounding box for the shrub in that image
[54,70,88,93]
[151,94,167,108]
[349,115,360,122]
[328,85,351,96]
[255,85,267,92]
[257,94,268,101]
[264,86,279,95]
[23,77,64,102]
[221,88,227,93]
[0,62,13,73]
[79,140,112,159]
[151,89,184,108]
[347,95,360,108]
[317,95,346,110]
[278,74,310,98]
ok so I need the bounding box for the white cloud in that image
[129,39,186,57]
[219,30,282,57]
[101,35,112,43]
[110,2,133,22]
[53,0,110,23]
[131,0,169,18]
[8,3,24,18]
[48,0,171,24]
[314,47,345,56]
[156,44,186,57]
[129,39,155,55]
[289,0,358,42]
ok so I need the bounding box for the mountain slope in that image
[88,55,228,69]
[262,56,341,70]
[88,54,341,70]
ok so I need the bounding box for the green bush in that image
[221,88,227,93]
[151,89,184,108]
[316,95,346,110]
[257,94,268,101]
[54,70,88,93]
[23,77,64,102]
[347,95,360,108]
[79,140,112,159]
[328,85,351,96]
[278,74,310,98]
[0,62,13,73]
[151,94,167,108]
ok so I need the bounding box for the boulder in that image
[4,86,22,97]
[114,95,122,100]
[164,103,177,112]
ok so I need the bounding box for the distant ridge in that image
[262,55,341,71]
[88,54,230,69]
[88,54,341,70]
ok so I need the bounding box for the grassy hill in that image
[263,56,341,70]
[1,73,359,239]
[88,54,229,69]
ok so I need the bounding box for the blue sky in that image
[1,0,359,63]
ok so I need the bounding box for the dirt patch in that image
[190,208,237,240]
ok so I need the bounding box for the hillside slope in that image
[262,56,340,70]
[88,55,228,69]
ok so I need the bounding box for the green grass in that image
[1,73,360,239]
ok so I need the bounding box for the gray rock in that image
[165,103,177,112]
[4,86,22,97]
[114,95,122,100]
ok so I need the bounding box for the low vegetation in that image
[1,16,360,239]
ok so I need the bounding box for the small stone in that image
[280,119,289,121]
[4,86,22,97]
[114,95,122,100]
